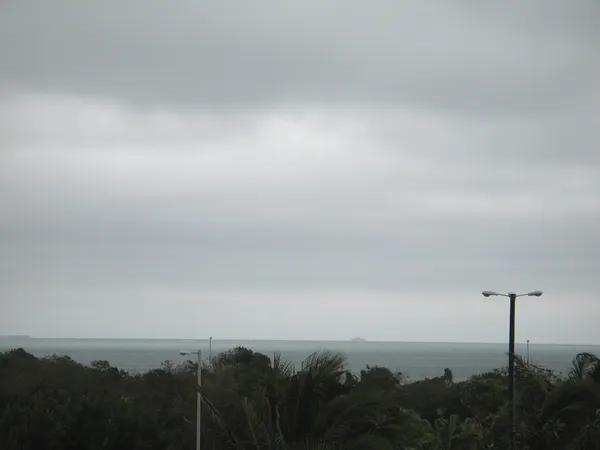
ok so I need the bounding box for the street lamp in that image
[482,290,542,450]
[180,350,202,450]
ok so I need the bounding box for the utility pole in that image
[482,290,542,450]
[196,350,201,450]
[180,350,202,450]
[508,292,516,450]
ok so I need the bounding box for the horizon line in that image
[2,336,598,347]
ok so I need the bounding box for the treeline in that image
[1,347,599,449]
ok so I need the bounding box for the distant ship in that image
[350,337,367,342]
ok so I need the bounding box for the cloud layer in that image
[1,1,599,343]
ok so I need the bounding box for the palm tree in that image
[568,353,600,384]
[513,353,600,449]
[198,350,435,450]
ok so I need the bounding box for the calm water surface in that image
[1,338,598,381]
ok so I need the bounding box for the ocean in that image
[1,338,598,381]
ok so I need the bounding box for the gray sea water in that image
[1,338,598,381]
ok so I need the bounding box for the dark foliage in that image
[1,348,599,449]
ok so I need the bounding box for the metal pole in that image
[483,289,542,449]
[208,337,212,368]
[526,340,530,365]
[508,293,516,450]
[196,350,202,450]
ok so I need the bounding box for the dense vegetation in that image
[1,347,599,450]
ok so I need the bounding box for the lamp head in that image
[528,290,543,297]
[180,350,190,356]
[482,290,498,297]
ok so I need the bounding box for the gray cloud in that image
[1,1,599,114]
[1,1,599,342]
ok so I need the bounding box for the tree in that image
[2,347,599,450]
[512,353,600,449]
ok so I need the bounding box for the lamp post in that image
[482,290,542,450]
[527,339,530,365]
[180,350,202,450]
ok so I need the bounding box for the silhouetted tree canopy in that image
[1,347,599,449]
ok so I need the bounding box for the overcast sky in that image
[1,1,599,344]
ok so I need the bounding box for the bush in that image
[1,347,599,449]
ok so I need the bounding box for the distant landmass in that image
[0,335,31,340]
[350,337,367,342]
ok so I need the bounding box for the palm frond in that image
[514,354,554,403]
[192,384,245,449]
[540,381,600,426]
[273,352,296,378]
[274,402,290,450]
[241,397,263,448]
[568,352,600,382]
[302,351,348,380]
